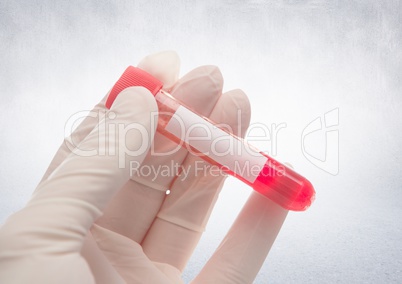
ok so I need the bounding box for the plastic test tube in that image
[105,66,315,211]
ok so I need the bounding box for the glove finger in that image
[96,66,224,243]
[94,179,167,243]
[39,50,180,185]
[138,50,180,91]
[91,225,183,284]
[39,93,109,184]
[192,192,288,284]
[0,87,157,258]
[89,225,182,284]
[141,89,251,271]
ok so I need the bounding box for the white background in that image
[1,1,401,283]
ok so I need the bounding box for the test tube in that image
[105,66,315,211]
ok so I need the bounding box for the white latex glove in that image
[0,51,288,284]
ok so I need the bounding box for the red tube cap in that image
[106,66,164,109]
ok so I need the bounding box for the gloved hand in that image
[0,51,288,284]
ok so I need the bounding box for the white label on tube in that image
[165,106,268,183]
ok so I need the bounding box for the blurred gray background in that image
[1,0,401,283]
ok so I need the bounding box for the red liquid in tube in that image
[106,66,315,211]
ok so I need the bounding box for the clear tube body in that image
[155,90,315,211]
[106,66,315,211]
